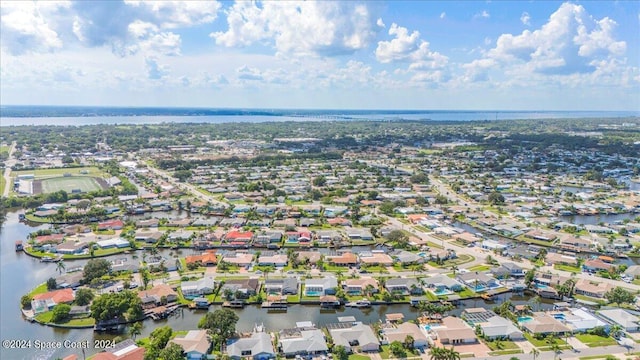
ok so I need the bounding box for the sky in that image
[1,0,639,111]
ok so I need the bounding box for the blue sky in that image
[1,1,638,110]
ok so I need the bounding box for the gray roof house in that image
[478,316,524,340]
[227,331,275,360]
[598,309,640,332]
[304,277,338,296]
[385,278,423,295]
[264,278,299,295]
[181,277,216,299]
[279,328,328,356]
[391,250,423,264]
[423,275,464,292]
[327,322,380,353]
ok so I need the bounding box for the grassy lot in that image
[35,312,54,323]
[575,334,618,347]
[468,264,493,272]
[0,174,6,196]
[428,254,475,268]
[487,349,523,356]
[455,288,476,299]
[14,166,107,178]
[483,339,519,351]
[64,317,96,326]
[554,264,582,273]
[348,355,371,360]
[28,282,48,297]
[524,333,568,347]
[574,294,607,305]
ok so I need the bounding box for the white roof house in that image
[279,328,328,356]
[328,322,380,353]
[598,309,640,332]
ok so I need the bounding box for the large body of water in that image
[1,109,638,127]
[0,211,552,360]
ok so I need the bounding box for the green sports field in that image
[34,176,107,195]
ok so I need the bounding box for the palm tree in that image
[532,295,541,311]
[530,348,540,360]
[56,261,66,275]
[610,324,623,339]
[550,342,561,360]
[450,265,458,276]
[129,322,142,340]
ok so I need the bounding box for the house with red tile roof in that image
[224,230,254,246]
[31,288,75,314]
[185,250,218,267]
[97,219,124,231]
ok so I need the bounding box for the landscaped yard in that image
[483,339,519,351]
[348,354,371,360]
[554,264,582,273]
[575,334,618,347]
[524,333,568,348]
[468,264,493,272]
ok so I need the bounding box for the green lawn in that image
[483,339,519,351]
[468,264,492,272]
[35,311,54,323]
[575,334,618,347]
[0,174,6,196]
[348,355,371,360]
[524,333,568,347]
[554,264,582,273]
[574,294,607,305]
[28,282,48,297]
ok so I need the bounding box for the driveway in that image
[566,336,587,350]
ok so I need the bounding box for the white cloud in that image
[0,1,69,55]
[377,18,385,28]
[520,12,531,26]
[145,57,169,79]
[474,10,490,19]
[462,2,636,89]
[440,12,446,19]
[124,1,220,29]
[211,1,381,56]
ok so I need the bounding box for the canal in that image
[1,211,551,360]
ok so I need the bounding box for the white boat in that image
[346,299,371,308]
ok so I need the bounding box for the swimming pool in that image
[305,291,322,296]
[518,316,533,323]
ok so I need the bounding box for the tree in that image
[198,309,239,350]
[21,294,33,309]
[488,192,505,205]
[312,176,326,187]
[90,290,143,323]
[605,286,636,305]
[75,288,95,306]
[410,172,429,184]
[129,322,142,340]
[144,326,174,360]
[386,230,409,247]
[390,341,407,358]
[609,324,624,339]
[140,267,150,290]
[403,334,415,349]
[333,345,349,360]
[51,303,71,323]
[47,277,58,290]
[450,265,459,276]
[83,258,112,284]
[56,261,66,275]
[530,348,540,360]
[524,269,536,288]
[158,343,184,360]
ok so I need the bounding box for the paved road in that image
[2,141,16,198]
[145,164,228,207]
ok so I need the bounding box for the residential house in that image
[222,252,254,268]
[136,219,159,228]
[92,339,145,360]
[423,275,464,295]
[524,230,557,242]
[434,316,478,345]
[304,277,338,296]
[224,231,254,247]
[456,272,499,292]
[381,322,429,348]
[97,219,124,231]
[519,312,571,335]
[574,279,613,298]
[545,253,579,266]
[137,284,178,307]
[181,277,216,299]
[257,254,288,267]
[550,308,607,333]
[359,252,394,266]
[220,279,260,298]
[169,230,194,242]
[278,326,329,357]
[476,315,523,340]
[31,288,75,314]
[491,263,524,279]
[390,250,423,265]
[598,309,640,332]
[254,231,283,247]
[167,218,192,227]
[264,278,298,295]
[385,278,423,295]
[168,330,211,360]
[96,238,129,249]
[297,251,322,265]
[284,231,313,245]
[226,331,276,360]
[344,227,374,241]
[558,236,593,252]
[134,230,163,243]
[327,322,380,353]
[327,252,359,266]
[185,250,218,267]
[55,240,89,254]
[315,230,343,244]
[582,259,613,273]
[343,278,379,296]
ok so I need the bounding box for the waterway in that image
[0,211,553,360]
